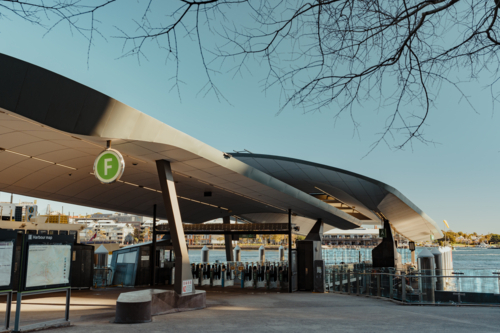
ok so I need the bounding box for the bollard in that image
[259,245,265,262]
[234,245,241,262]
[418,248,436,304]
[431,247,444,291]
[278,245,285,262]
[201,245,210,263]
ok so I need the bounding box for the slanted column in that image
[223,216,234,262]
[156,160,194,295]
[304,218,324,243]
[371,219,402,269]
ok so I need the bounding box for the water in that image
[321,247,412,265]
[443,247,500,270]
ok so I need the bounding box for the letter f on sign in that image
[104,158,113,176]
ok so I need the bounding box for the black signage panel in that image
[0,230,18,291]
[20,234,74,291]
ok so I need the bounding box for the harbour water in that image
[449,247,500,270]
[188,246,500,271]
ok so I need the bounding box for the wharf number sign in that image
[93,149,125,184]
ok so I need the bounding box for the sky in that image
[0,2,498,234]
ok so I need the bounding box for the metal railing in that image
[93,267,114,288]
[325,265,500,305]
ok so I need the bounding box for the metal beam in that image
[156,160,194,295]
[304,219,323,241]
[156,222,290,233]
[223,216,234,261]
[156,230,291,235]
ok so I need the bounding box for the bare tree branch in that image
[3,0,500,153]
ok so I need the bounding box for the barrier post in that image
[401,273,406,302]
[347,269,351,295]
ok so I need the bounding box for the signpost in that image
[13,234,74,332]
[0,230,17,330]
[240,234,256,239]
[379,229,387,238]
[93,148,125,184]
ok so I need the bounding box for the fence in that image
[326,264,500,305]
[93,267,113,288]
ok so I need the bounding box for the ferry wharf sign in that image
[94,149,125,184]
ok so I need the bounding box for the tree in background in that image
[439,230,457,245]
[141,227,151,242]
[84,229,94,241]
[124,233,134,245]
[3,1,500,151]
[98,229,107,241]
[490,234,500,244]
[133,228,142,243]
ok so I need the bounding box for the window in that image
[117,251,137,264]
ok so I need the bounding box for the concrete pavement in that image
[2,288,499,333]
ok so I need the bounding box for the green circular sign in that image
[93,149,125,184]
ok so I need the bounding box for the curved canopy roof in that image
[232,154,442,242]
[0,53,442,241]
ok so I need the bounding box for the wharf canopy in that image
[0,53,442,242]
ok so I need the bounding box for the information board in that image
[21,234,74,291]
[0,230,17,290]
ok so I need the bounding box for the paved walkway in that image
[2,288,499,333]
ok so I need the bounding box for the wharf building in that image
[0,54,442,297]
[323,228,381,247]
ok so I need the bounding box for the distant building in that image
[323,228,382,247]
[79,220,135,245]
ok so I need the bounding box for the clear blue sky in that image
[0,3,498,234]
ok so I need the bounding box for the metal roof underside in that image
[0,53,442,242]
[231,154,443,242]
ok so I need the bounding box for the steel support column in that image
[151,204,157,287]
[223,216,234,262]
[156,160,194,295]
